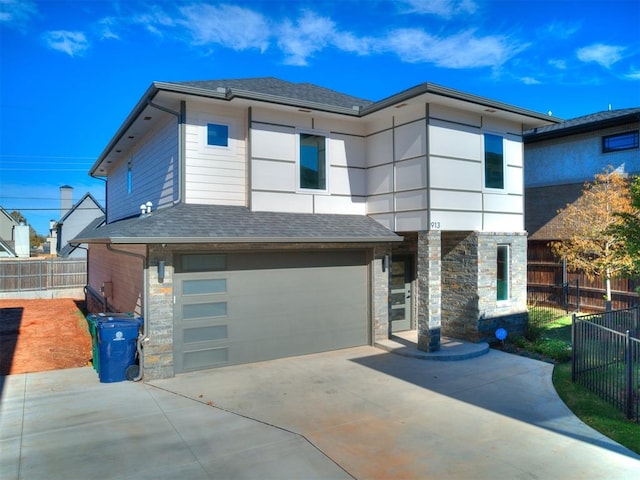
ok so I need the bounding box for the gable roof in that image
[73,204,402,244]
[61,215,106,256]
[56,192,105,225]
[524,107,640,143]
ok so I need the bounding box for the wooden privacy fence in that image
[572,306,640,422]
[0,259,87,292]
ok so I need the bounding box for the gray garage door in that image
[173,251,369,373]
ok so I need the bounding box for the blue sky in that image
[1,0,639,235]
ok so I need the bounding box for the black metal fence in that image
[572,306,640,422]
[527,281,579,329]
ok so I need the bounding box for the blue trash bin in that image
[96,316,142,383]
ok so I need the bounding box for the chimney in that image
[60,185,73,218]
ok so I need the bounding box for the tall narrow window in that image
[497,245,509,301]
[299,133,327,190]
[484,134,504,189]
[127,162,132,194]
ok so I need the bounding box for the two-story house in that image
[76,78,556,380]
[48,185,105,258]
[524,108,640,309]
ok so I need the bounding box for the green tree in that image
[549,169,634,302]
[610,175,640,277]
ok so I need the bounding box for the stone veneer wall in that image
[417,231,442,352]
[373,245,392,342]
[441,231,527,343]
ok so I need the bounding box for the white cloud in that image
[400,0,477,18]
[384,29,527,69]
[43,30,90,57]
[520,76,541,85]
[625,68,640,81]
[0,0,37,30]
[539,21,581,40]
[178,3,269,52]
[548,58,567,70]
[133,4,176,37]
[577,43,625,69]
[97,17,120,41]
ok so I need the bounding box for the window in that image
[497,245,509,301]
[207,123,229,147]
[127,162,132,194]
[299,132,327,190]
[176,254,226,273]
[484,134,504,190]
[602,131,639,153]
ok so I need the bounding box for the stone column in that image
[417,231,441,352]
[143,246,175,381]
[372,246,391,343]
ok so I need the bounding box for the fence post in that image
[576,279,580,312]
[571,313,577,383]
[626,330,633,420]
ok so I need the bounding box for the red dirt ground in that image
[0,298,92,375]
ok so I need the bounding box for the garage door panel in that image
[174,251,369,372]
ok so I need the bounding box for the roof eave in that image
[524,111,640,143]
[362,82,558,125]
[75,235,403,244]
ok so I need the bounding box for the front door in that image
[390,256,412,333]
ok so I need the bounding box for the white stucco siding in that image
[366,130,393,167]
[250,118,368,215]
[106,116,178,223]
[367,164,394,195]
[429,122,481,161]
[251,191,313,213]
[395,190,428,212]
[430,156,482,191]
[483,212,524,231]
[394,120,427,161]
[395,157,427,191]
[251,158,296,192]
[184,105,247,206]
[395,211,429,232]
[314,195,366,214]
[430,190,482,211]
[367,194,393,215]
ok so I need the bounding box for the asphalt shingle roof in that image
[177,77,374,111]
[74,204,401,244]
[524,107,640,142]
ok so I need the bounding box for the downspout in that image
[146,99,185,205]
[106,243,148,382]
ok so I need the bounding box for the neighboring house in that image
[49,186,105,258]
[75,77,556,380]
[0,206,29,257]
[524,108,640,309]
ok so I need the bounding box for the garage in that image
[173,250,369,373]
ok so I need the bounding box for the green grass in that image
[552,362,640,454]
[510,308,639,454]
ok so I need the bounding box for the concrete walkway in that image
[2,343,639,479]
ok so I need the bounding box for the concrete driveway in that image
[153,346,640,479]
[2,346,639,479]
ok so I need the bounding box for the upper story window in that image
[602,131,639,153]
[484,133,504,190]
[299,132,327,191]
[127,161,132,194]
[207,123,229,147]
